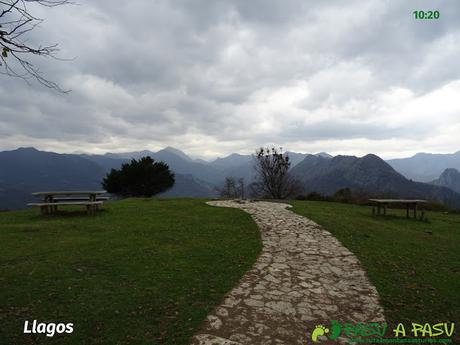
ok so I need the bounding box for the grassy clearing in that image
[0,198,261,345]
[291,201,460,330]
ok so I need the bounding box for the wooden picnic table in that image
[32,190,106,202]
[369,199,427,219]
[29,190,107,215]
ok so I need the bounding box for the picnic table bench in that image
[28,190,107,215]
[369,199,427,220]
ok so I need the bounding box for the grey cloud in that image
[1,0,460,158]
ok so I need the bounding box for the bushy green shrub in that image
[102,156,175,197]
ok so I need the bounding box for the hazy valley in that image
[2,147,460,210]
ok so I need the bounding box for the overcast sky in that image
[1,0,460,159]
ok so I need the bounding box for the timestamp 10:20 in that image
[413,10,440,20]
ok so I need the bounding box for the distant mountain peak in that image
[442,168,460,174]
[414,152,430,157]
[214,152,248,160]
[16,147,39,152]
[315,152,332,158]
[211,152,253,170]
[164,146,183,152]
[430,168,460,193]
[104,150,155,160]
[361,153,383,161]
[290,152,460,208]
[436,168,460,182]
[159,146,193,161]
[387,150,460,182]
[356,154,399,175]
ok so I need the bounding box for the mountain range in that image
[0,147,218,210]
[1,147,460,210]
[290,154,460,208]
[387,151,460,182]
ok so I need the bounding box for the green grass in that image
[291,201,460,330]
[3,198,459,343]
[0,199,262,345]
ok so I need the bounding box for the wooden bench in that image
[28,201,103,215]
[29,190,107,215]
[369,199,427,220]
[52,197,110,202]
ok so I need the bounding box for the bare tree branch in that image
[0,0,72,92]
[251,147,303,199]
[216,177,246,199]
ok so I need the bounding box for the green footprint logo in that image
[329,320,342,340]
[311,325,329,342]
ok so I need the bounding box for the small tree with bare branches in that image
[251,147,303,199]
[217,177,246,199]
[0,0,70,91]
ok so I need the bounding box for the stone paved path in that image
[191,200,385,345]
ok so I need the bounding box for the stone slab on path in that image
[190,200,385,345]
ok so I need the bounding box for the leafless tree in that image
[0,0,71,92]
[251,147,303,199]
[237,177,245,199]
[217,177,246,199]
